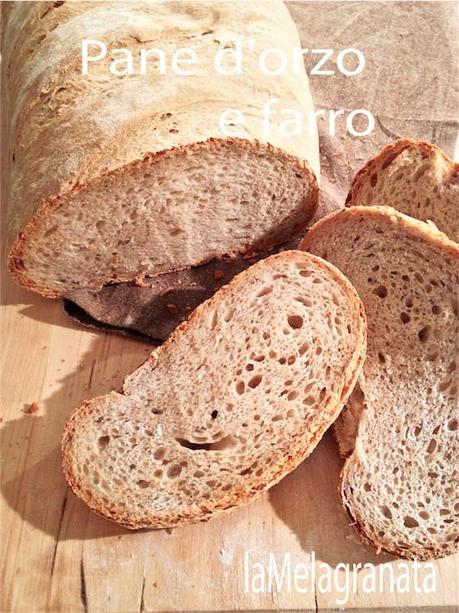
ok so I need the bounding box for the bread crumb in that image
[214,269,224,280]
[134,273,147,287]
[166,303,178,314]
[24,402,40,415]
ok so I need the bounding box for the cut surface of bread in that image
[62,251,366,529]
[346,139,459,241]
[301,206,459,560]
[10,140,317,298]
[4,1,319,298]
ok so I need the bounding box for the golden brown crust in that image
[9,138,319,299]
[61,250,366,529]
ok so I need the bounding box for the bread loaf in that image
[301,206,459,560]
[62,251,366,529]
[346,139,458,241]
[4,0,319,298]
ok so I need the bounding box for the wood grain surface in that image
[2,2,458,611]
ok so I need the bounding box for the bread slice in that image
[301,206,459,560]
[4,1,319,299]
[345,139,459,241]
[62,251,366,529]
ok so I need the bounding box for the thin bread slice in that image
[345,139,459,241]
[301,206,459,560]
[62,251,366,529]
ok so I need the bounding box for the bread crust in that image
[61,250,366,529]
[8,138,319,299]
[302,206,459,561]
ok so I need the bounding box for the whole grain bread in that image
[62,251,366,529]
[346,139,459,241]
[301,206,459,560]
[4,1,319,298]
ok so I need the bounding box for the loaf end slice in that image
[62,250,365,529]
[346,139,459,241]
[301,206,459,560]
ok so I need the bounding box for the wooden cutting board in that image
[2,2,458,611]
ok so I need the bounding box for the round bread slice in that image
[62,251,366,529]
[346,139,458,241]
[301,206,459,560]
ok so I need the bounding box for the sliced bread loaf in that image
[4,1,319,298]
[346,139,458,241]
[301,206,459,560]
[61,251,366,529]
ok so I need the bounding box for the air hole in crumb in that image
[381,505,392,519]
[374,285,388,298]
[426,439,437,454]
[418,326,430,342]
[137,480,150,488]
[257,286,273,298]
[288,315,303,329]
[167,465,182,478]
[248,374,262,389]
[211,410,218,419]
[378,352,386,364]
[176,435,237,452]
[447,418,458,431]
[272,415,283,422]
[235,381,245,395]
[287,390,298,401]
[154,447,166,460]
[299,342,309,355]
[98,435,110,451]
[403,516,419,528]
[400,312,410,324]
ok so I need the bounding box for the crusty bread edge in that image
[301,205,459,560]
[61,250,366,530]
[8,138,319,299]
[345,138,459,209]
